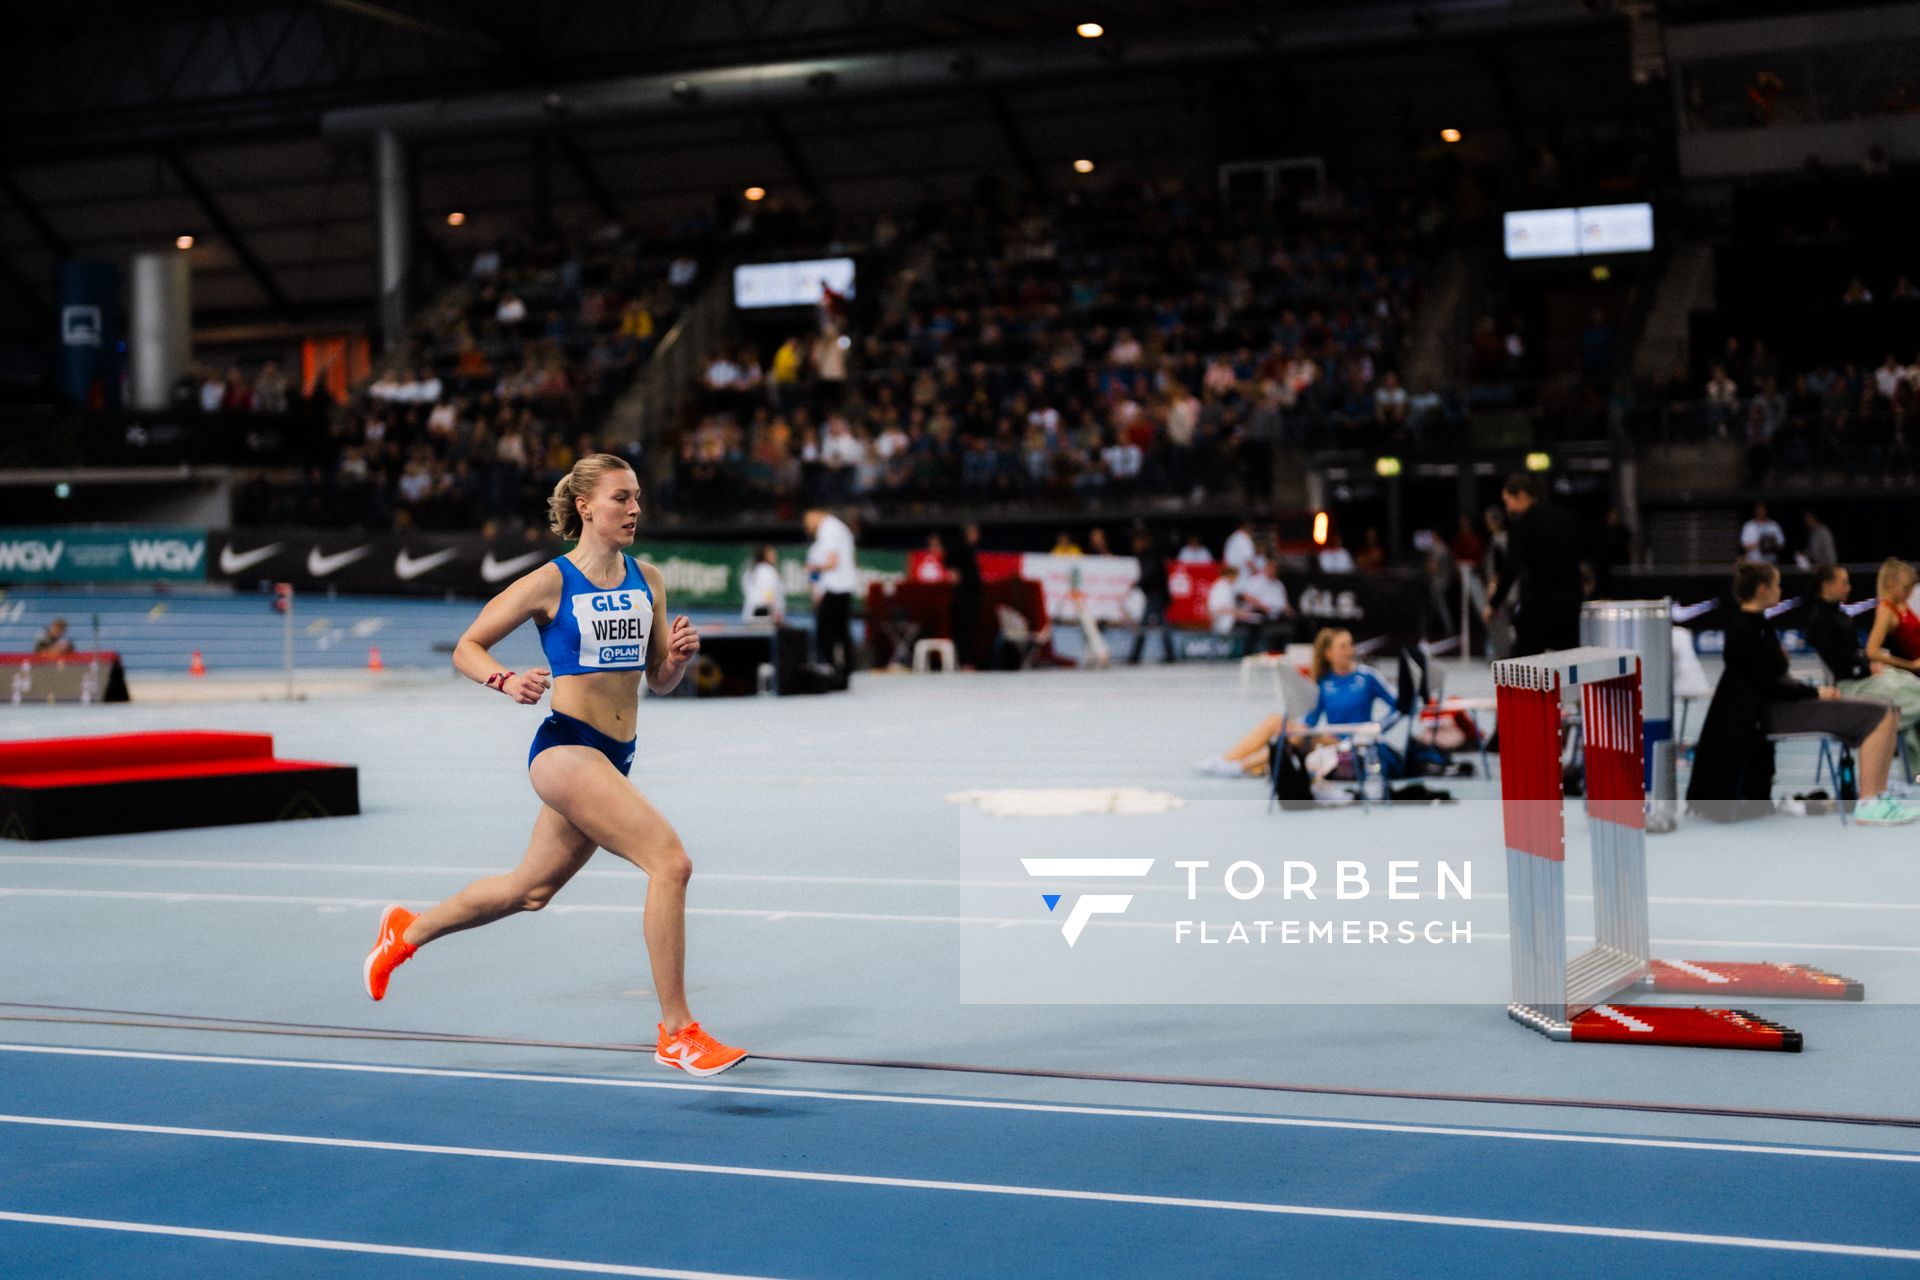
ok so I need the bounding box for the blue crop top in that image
[536,555,654,676]
[1303,666,1400,729]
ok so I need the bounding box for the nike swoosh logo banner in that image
[394,548,460,580]
[218,543,284,575]
[307,546,374,577]
[481,550,547,583]
[206,527,882,600]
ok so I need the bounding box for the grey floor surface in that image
[2,659,1916,1154]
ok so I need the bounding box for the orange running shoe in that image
[654,1021,747,1077]
[363,904,418,1001]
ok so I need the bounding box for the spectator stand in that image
[657,176,1445,524]
[236,217,727,533]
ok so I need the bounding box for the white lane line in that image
[0,888,1052,929]
[4,1115,1917,1261]
[1,1045,1916,1165]
[0,857,1211,897]
[0,1210,779,1278]
[4,887,1919,953]
[2,856,1915,912]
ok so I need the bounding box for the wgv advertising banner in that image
[0,527,207,584]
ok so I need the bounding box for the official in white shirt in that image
[1223,522,1257,574]
[1175,535,1214,564]
[742,545,784,623]
[1739,502,1786,563]
[804,509,858,674]
[1238,564,1296,648]
[1208,564,1258,637]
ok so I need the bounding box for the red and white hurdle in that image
[1494,646,1860,1052]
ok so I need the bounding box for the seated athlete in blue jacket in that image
[1196,627,1399,776]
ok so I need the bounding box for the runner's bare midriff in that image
[552,669,647,739]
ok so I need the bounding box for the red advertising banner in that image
[1168,561,1222,628]
[905,550,1024,584]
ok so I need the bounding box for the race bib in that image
[571,589,651,669]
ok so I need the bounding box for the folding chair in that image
[1672,626,1712,749]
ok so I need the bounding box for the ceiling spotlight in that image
[1073,159,1095,174]
[744,186,766,202]
[446,211,466,226]
[1440,128,1462,143]
[1076,21,1104,38]
[670,79,701,107]
[174,234,194,250]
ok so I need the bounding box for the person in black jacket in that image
[1129,525,1177,664]
[1687,561,1914,824]
[947,523,984,671]
[1484,474,1583,656]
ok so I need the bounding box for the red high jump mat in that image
[0,731,357,841]
[1643,959,1864,1001]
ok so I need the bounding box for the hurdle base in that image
[1511,1003,1802,1051]
[1642,960,1863,1002]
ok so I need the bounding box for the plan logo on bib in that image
[1021,857,1154,947]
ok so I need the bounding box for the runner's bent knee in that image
[629,834,691,884]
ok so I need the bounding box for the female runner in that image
[362,452,746,1076]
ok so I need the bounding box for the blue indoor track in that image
[3,1044,1918,1278]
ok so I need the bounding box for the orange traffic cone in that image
[188,650,206,677]
[367,645,384,672]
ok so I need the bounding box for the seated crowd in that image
[179,362,295,415]
[663,176,1453,520]
[1660,336,1920,484]
[233,220,704,530]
